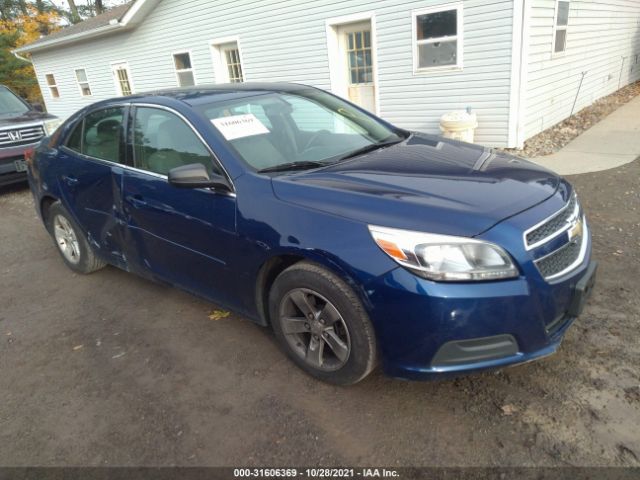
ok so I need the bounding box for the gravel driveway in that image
[1,160,639,468]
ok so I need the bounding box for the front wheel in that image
[269,262,377,385]
[46,202,106,274]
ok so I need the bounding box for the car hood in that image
[271,133,560,237]
[0,110,54,128]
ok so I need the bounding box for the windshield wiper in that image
[258,160,329,173]
[337,137,405,162]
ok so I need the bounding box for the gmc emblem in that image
[8,130,21,142]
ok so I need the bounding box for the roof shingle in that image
[26,3,133,49]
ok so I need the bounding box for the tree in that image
[0,0,126,103]
[64,0,79,23]
[0,6,60,102]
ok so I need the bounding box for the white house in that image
[15,0,640,148]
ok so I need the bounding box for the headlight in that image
[368,225,519,282]
[43,118,62,136]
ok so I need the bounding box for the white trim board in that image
[508,0,531,148]
[210,36,246,84]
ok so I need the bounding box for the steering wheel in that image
[302,130,331,152]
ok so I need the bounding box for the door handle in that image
[126,194,148,209]
[61,175,79,187]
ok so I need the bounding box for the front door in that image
[338,22,376,112]
[121,105,239,307]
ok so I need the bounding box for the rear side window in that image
[132,107,219,176]
[66,108,125,163]
[82,107,125,163]
[66,120,83,152]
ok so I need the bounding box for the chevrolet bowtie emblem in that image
[568,217,583,241]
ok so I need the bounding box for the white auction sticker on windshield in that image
[211,114,269,140]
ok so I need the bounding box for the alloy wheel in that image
[279,288,351,371]
[53,214,81,265]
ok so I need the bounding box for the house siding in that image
[524,0,640,140]
[31,0,515,147]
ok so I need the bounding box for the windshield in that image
[196,89,405,172]
[0,87,30,118]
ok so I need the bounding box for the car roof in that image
[95,82,313,109]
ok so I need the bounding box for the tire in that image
[46,202,106,274]
[269,261,377,385]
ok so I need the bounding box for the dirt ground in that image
[0,159,639,468]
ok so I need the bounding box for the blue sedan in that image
[27,83,596,384]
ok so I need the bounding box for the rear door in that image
[57,106,128,265]
[120,105,239,305]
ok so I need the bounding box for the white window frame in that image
[74,68,93,97]
[411,2,463,74]
[210,37,246,84]
[552,0,570,57]
[172,50,197,87]
[110,61,135,96]
[44,72,60,99]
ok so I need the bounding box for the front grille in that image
[525,194,578,248]
[0,124,45,148]
[535,234,582,279]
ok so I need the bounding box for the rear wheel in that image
[47,202,106,274]
[269,262,377,385]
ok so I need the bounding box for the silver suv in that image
[0,85,61,187]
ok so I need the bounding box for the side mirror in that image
[31,103,44,112]
[168,163,232,191]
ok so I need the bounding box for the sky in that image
[49,0,129,9]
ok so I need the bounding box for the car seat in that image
[146,119,193,175]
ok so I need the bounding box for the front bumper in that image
[365,241,595,380]
[0,143,34,187]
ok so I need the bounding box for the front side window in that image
[45,73,60,98]
[80,107,125,163]
[197,89,404,172]
[173,52,196,87]
[553,1,570,54]
[75,69,92,96]
[132,107,217,176]
[413,4,462,71]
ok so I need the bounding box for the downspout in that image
[13,51,32,63]
[515,0,531,149]
[507,0,531,149]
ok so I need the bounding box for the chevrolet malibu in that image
[27,83,596,385]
